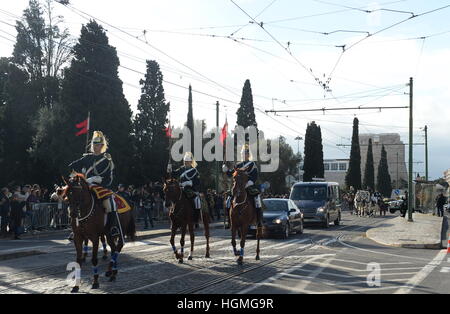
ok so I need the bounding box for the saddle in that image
[90,186,131,214]
[246,186,260,197]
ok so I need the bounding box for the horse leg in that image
[231,224,239,257]
[202,212,210,258]
[256,223,262,261]
[237,226,246,265]
[82,238,88,263]
[71,235,83,293]
[188,223,194,261]
[179,224,186,264]
[101,235,108,260]
[91,237,100,289]
[170,224,178,260]
[105,234,115,278]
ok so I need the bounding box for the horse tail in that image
[125,214,136,242]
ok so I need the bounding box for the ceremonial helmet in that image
[183,152,197,168]
[90,131,108,153]
[240,143,253,161]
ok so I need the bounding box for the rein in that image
[78,194,95,223]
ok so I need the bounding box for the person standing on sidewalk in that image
[436,193,446,217]
[0,188,10,237]
[9,193,24,240]
[143,189,155,229]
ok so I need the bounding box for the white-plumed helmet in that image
[240,143,253,161]
[183,152,197,168]
[90,131,108,153]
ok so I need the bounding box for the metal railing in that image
[23,202,71,232]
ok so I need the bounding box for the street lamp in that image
[295,136,303,181]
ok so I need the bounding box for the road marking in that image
[441,267,450,273]
[237,254,335,294]
[307,260,422,273]
[273,238,311,250]
[331,259,413,266]
[293,256,335,292]
[394,249,447,294]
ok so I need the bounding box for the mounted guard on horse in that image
[68,131,120,238]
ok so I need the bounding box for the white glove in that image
[222,164,228,173]
[167,163,172,172]
[86,176,102,185]
[181,180,192,187]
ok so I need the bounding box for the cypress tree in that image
[363,138,375,191]
[133,60,170,183]
[345,117,362,190]
[33,20,132,184]
[303,121,324,182]
[377,145,392,197]
[236,79,257,130]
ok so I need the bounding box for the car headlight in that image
[316,207,325,213]
[272,218,282,224]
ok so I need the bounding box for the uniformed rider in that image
[222,144,263,226]
[167,152,202,223]
[68,131,119,237]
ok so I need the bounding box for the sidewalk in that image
[0,220,226,261]
[366,213,444,249]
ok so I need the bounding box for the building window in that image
[339,163,347,171]
[331,163,338,171]
[324,163,330,171]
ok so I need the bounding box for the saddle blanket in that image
[90,186,132,214]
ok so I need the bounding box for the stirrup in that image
[110,226,120,237]
[67,232,74,241]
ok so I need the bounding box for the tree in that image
[236,79,257,130]
[303,121,324,182]
[33,20,132,185]
[345,117,362,190]
[377,145,392,197]
[259,136,299,194]
[133,60,170,184]
[363,138,375,191]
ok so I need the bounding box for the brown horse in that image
[230,168,261,265]
[163,178,210,264]
[63,174,135,293]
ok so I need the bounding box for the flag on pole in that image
[75,116,89,136]
[164,124,172,138]
[219,119,228,145]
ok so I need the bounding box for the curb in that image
[0,223,225,262]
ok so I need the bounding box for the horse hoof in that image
[71,286,79,293]
[237,259,243,265]
[105,271,112,277]
[178,259,183,264]
[256,256,260,261]
[188,256,193,261]
[92,283,99,289]
[102,255,108,261]
[205,253,210,258]
[109,276,116,282]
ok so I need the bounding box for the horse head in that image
[163,178,181,208]
[64,173,91,219]
[232,168,248,199]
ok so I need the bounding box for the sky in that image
[0,0,449,179]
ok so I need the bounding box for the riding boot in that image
[107,212,120,237]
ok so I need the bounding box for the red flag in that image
[164,125,172,138]
[75,117,89,136]
[219,120,228,145]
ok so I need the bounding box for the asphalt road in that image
[0,212,448,294]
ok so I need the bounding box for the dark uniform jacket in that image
[68,153,114,188]
[226,161,258,183]
[171,166,200,191]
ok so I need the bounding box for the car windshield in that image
[291,185,327,201]
[263,200,288,212]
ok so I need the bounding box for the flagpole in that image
[85,111,90,153]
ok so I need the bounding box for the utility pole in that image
[424,125,428,182]
[295,136,303,181]
[408,77,414,222]
[215,101,219,193]
[396,152,399,189]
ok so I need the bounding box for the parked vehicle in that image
[289,182,341,228]
[248,198,304,238]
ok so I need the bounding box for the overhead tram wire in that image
[230,0,279,36]
[55,1,243,99]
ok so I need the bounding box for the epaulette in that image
[83,153,91,156]
[104,153,112,160]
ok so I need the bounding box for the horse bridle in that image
[67,182,95,224]
[232,171,248,209]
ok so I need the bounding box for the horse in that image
[355,190,370,217]
[63,174,136,293]
[378,198,388,217]
[82,235,108,262]
[230,168,261,265]
[163,178,210,264]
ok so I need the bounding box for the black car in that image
[249,198,304,238]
